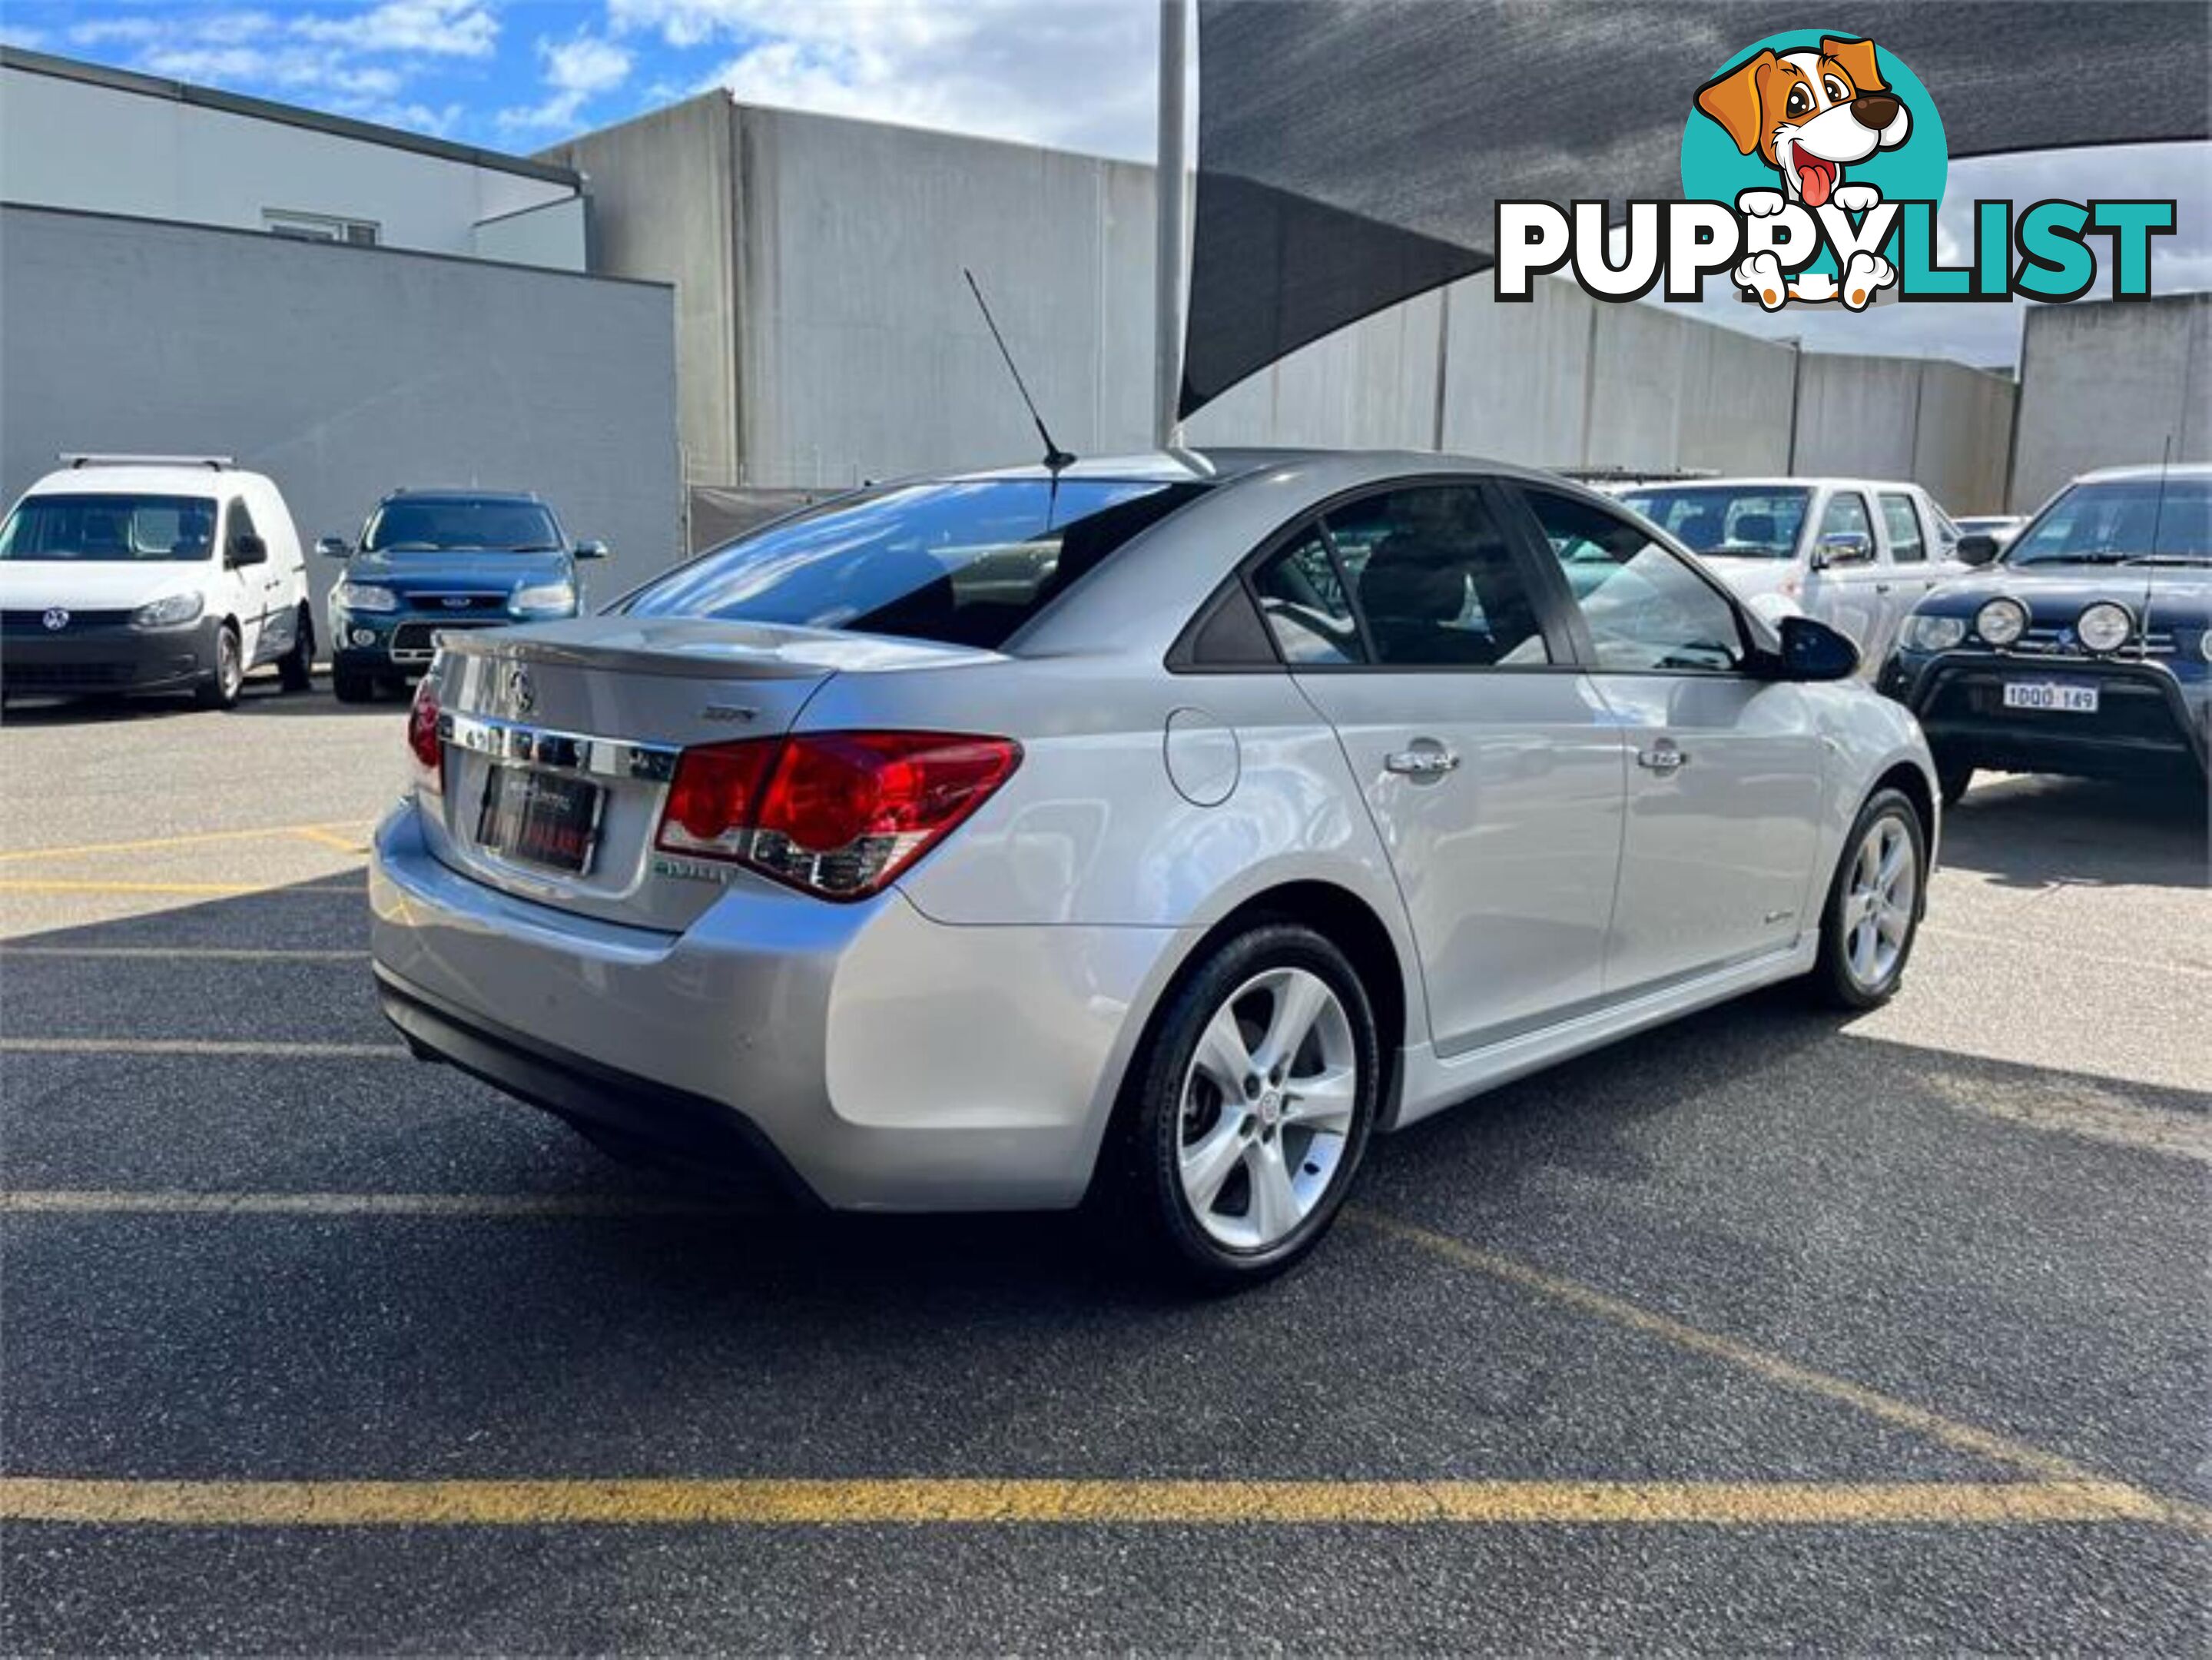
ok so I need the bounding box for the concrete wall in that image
[2010,294,2211,512]
[471,196,587,270]
[1192,271,2005,506]
[733,105,1156,486]
[551,98,2025,511]
[1,59,581,268]
[542,96,741,486]
[0,206,682,609]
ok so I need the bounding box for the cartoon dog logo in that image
[1695,36,1911,310]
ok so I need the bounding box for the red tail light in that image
[406,679,443,793]
[654,731,1020,899]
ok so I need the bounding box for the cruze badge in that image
[503,665,534,715]
[41,608,68,631]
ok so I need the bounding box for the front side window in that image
[0,493,217,563]
[1322,486,1549,666]
[1816,491,1875,556]
[1879,493,1925,563]
[363,498,564,553]
[624,479,1205,649]
[1522,488,1743,673]
[1618,485,1809,561]
[2007,479,2212,566]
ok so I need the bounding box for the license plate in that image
[474,765,602,874]
[2001,681,2100,714]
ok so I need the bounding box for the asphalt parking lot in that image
[1,676,2207,1655]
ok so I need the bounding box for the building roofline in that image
[1,45,582,191]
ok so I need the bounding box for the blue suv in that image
[320,490,607,702]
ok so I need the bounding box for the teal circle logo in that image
[1683,31,1946,278]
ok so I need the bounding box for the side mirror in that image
[316,536,352,559]
[1955,533,2001,566]
[1814,531,1873,569]
[574,539,610,561]
[1774,614,1859,682]
[229,533,268,568]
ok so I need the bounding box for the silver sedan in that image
[371,450,1938,1286]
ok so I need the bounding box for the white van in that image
[1616,476,1968,672]
[0,456,313,709]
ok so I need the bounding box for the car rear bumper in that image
[1883,654,2210,780]
[369,803,1184,1210]
[0,618,217,695]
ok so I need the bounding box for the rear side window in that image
[625,479,1205,649]
[1879,493,1926,563]
[1252,527,1361,663]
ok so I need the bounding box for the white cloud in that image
[293,0,496,59]
[499,32,634,134]
[612,0,1158,160]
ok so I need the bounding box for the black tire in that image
[332,666,376,704]
[1809,785,1927,1011]
[1936,758,1972,808]
[278,606,314,692]
[193,622,244,709]
[1095,921,1379,1290]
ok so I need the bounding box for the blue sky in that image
[2,2,2202,367]
[0,1,1160,154]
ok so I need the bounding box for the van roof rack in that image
[61,453,235,471]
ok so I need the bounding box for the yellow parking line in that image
[1352,1210,2212,1536]
[0,1190,722,1217]
[0,1039,403,1057]
[290,827,370,855]
[0,880,362,895]
[0,823,373,864]
[0,1476,2171,1529]
[0,947,370,961]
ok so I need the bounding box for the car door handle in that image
[1637,740,1689,774]
[1384,747,1461,778]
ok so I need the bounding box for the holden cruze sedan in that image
[371,450,1938,1286]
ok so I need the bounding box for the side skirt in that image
[1388,938,1819,1130]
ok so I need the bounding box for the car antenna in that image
[2139,433,2173,662]
[963,267,1075,478]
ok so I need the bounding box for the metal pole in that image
[1154,0,1189,449]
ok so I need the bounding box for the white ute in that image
[0,455,314,709]
[1617,476,1968,670]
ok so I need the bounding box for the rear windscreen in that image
[622,478,1207,649]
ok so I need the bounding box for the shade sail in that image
[1184,0,2210,415]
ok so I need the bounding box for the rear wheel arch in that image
[1105,878,1411,1152]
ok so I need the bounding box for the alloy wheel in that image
[1842,812,1917,991]
[1176,966,1358,1250]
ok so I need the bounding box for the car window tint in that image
[1322,486,1550,667]
[1252,527,1363,664]
[1879,493,1925,563]
[625,480,1205,649]
[1522,487,1743,672]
